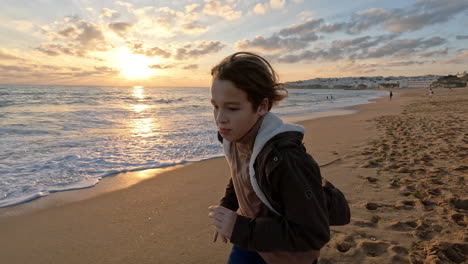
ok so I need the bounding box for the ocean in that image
[0,84,386,207]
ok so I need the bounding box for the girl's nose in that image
[216,110,228,123]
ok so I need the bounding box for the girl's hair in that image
[211,52,288,111]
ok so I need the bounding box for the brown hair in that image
[211,52,287,111]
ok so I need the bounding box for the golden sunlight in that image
[120,54,154,79]
[112,48,156,80]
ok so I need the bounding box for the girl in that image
[208,52,330,264]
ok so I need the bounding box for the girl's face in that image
[210,78,267,142]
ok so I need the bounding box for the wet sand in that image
[0,87,466,263]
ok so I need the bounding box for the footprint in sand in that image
[394,200,416,210]
[450,198,468,210]
[451,213,467,227]
[357,241,390,257]
[387,220,418,231]
[390,245,410,264]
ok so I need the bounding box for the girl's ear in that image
[257,98,269,116]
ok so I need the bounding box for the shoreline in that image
[0,94,380,214]
[3,87,463,263]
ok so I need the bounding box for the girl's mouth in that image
[219,128,231,134]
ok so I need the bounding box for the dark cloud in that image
[0,65,31,72]
[276,49,342,63]
[278,18,323,37]
[174,41,225,60]
[149,64,176,69]
[36,45,61,56]
[109,22,133,37]
[319,22,346,33]
[182,22,208,32]
[346,8,391,34]
[365,37,446,58]
[235,34,311,52]
[290,0,468,35]
[94,66,118,73]
[419,48,449,57]
[76,21,105,46]
[456,35,468,40]
[57,26,77,37]
[385,0,468,32]
[385,61,426,67]
[182,64,198,70]
[36,43,85,57]
[274,35,446,64]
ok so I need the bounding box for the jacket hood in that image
[222,112,305,215]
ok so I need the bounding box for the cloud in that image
[175,40,225,60]
[419,48,449,57]
[57,26,77,37]
[254,3,268,15]
[235,34,316,52]
[346,8,391,34]
[181,22,208,33]
[0,65,31,72]
[273,34,447,64]
[203,0,242,20]
[279,18,323,37]
[108,22,133,37]
[75,21,105,46]
[36,17,113,57]
[36,43,84,57]
[185,4,202,13]
[149,64,176,69]
[182,64,198,70]
[456,35,468,40]
[365,37,447,58]
[131,43,172,58]
[126,5,208,37]
[270,0,285,9]
[292,0,468,35]
[276,48,343,63]
[0,50,21,60]
[384,61,426,67]
[100,8,120,20]
[441,50,468,64]
[385,0,468,32]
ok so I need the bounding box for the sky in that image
[0,0,468,87]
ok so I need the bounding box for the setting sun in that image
[112,48,156,80]
[120,54,154,79]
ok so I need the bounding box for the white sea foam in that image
[0,85,385,207]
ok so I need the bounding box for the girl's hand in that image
[208,206,238,240]
[213,231,229,243]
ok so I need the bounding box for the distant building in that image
[399,78,437,88]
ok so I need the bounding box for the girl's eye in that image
[229,108,239,111]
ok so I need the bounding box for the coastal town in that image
[286,72,468,89]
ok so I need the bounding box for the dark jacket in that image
[219,131,331,252]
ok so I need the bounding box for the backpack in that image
[255,143,351,227]
[321,178,351,226]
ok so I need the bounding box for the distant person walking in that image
[429,88,434,99]
[389,91,393,101]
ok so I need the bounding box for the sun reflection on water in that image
[130,118,159,137]
[132,104,149,112]
[129,86,160,137]
[133,86,144,100]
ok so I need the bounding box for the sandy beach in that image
[0,87,466,264]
